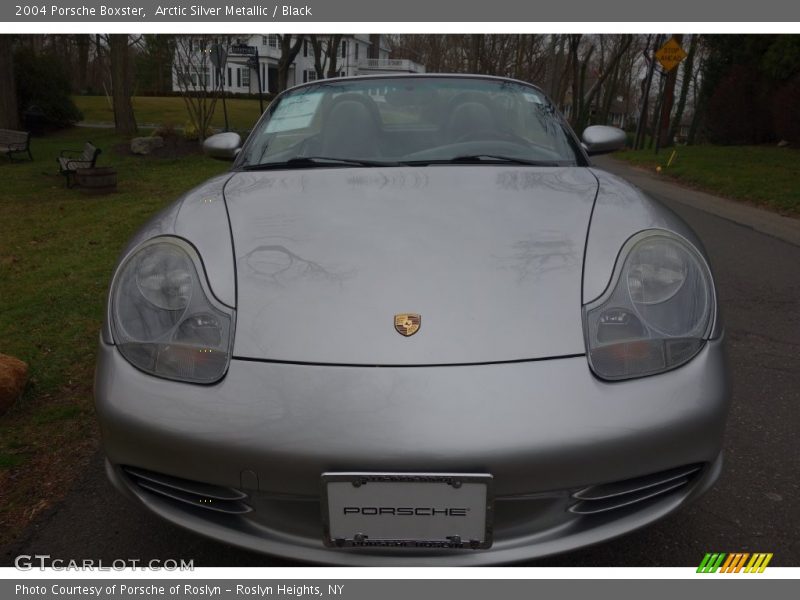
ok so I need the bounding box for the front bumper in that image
[95,337,729,565]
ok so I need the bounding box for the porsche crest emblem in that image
[394,313,421,337]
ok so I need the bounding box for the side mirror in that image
[203,132,242,161]
[581,126,626,156]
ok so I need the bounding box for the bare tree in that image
[309,34,345,80]
[387,34,550,83]
[137,34,177,95]
[0,35,19,129]
[386,34,647,131]
[109,34,137,136]
[570,35,634,131]
[172,35,219,141]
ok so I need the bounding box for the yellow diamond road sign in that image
[655,38,688,72]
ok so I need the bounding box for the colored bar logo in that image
[697,553,773,573]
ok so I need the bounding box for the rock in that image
[0,354,28,416]
[131,136,165,155]
[777,140,790,147]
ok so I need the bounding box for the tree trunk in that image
[546,35,560,98]
[75,34,90,93]
[554,37,571,107]
[648,71,666,149]
[0,35,19,129]
[513,35,524,80]
[657,34,683,149]
[468,35,481,73]
[575,36,632,132]
[687,68,706,146]
[368,34,380,59]
[326,35,344,79]
[667,34,698,144]
[634,34,660,149]
[109,34,137,136]
[309,36,326,78]
[599,61,621,125]
[277,35,304,92]
[568,35,582,126]
[573,44,595,131]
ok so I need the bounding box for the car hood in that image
[224,166,598,364]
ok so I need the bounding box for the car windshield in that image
[236,77,584,169]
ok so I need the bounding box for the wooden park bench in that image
[0,129,33,162]
[58,142,101,188]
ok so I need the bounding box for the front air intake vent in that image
[569,464,702,515]
[123,466,252,515]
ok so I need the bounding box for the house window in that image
[241,68,250,87]
[303,69,317,84]
[227,67,232,87]
[341,40,347,58]
[355,43,359,60]
[187,68,209,87]
[236,68,241,87]
[267,35,278,48]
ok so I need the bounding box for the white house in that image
[173,34,425,96]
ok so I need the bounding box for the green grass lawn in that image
[616,145,800,216]
[0,126,229,543]
[73,95,266,132]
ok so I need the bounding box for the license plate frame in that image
[321,472,493,549]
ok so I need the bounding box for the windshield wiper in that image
[402,155,567,167]
[242,156,402,170]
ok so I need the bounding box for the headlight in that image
[584,231,715,380]
[110,237,234,383]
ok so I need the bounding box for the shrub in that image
[705,65,774,145]
[14,50,83,130]
[153,122,179,139]
[772,77,800,144]
[183,122,214,141]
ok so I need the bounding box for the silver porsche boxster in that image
[94,74,729,565]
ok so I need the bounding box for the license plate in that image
[321,473,493,549]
